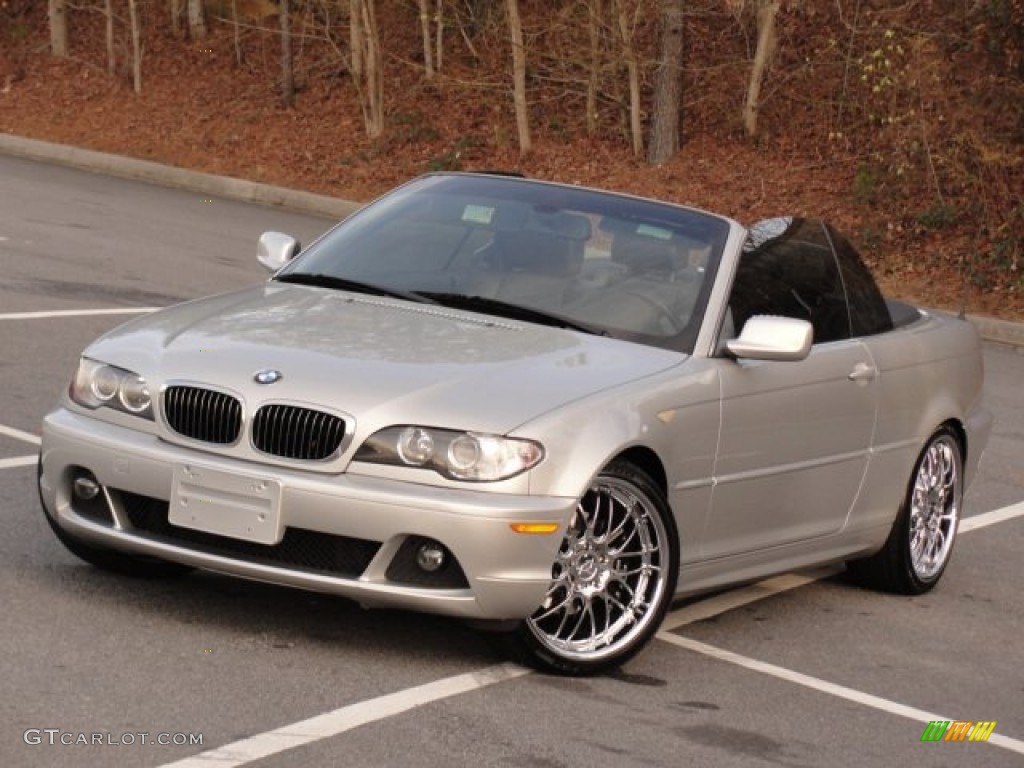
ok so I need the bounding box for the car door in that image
[701,219,879,559]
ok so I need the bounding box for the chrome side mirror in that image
[257,231,301,273]
[726,315,813,362]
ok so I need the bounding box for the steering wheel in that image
[613,287,686,335]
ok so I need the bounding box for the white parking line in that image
[661,566,842,632]
[658,633,1024,755]
[0,455,37,470]
[960,501,1024,532]
[0,423,41,446]
[156,663,531,768]
[0,307,159,320]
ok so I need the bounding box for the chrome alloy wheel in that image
[908,433,962,582]
[526,474,670,662]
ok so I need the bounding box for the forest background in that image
[1,0,1022,318]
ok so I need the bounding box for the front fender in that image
[517,362,721,558]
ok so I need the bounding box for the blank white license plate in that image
[168,464,283,545]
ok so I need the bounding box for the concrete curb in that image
[0,133,361,220]
[965,314,1024,349]
[2,132,1021,348]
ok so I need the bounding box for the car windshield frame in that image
[277,173,732,353]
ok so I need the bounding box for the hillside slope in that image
[1,0,1021,319]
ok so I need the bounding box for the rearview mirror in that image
[257,231,301,273]
[726,315,813,362]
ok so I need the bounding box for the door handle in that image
[848,362,877,383]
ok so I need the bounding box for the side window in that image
[729,218,852,345]
[827,225,894,336]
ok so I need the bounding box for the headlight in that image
[355,426,544,482]
[69,358,154,420]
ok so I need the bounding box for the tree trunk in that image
[743,0,779,137]
[105,0,115,76]
[434,0,444,75]
[419,0,435,79]
[49,0,68,57]
[128,0,142,93]
[170,0,184,39]
[614,0,642,157]
[232,0,243,65]
[363,0,384,138]
[350,0,364,82]
[647,0,685,164]
[505,0,531,155]
[188,0,207,40]
[280,0,294,106]
[350,0,383,138]
[585,0,603,136]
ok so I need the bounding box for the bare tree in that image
[350,0,364,81]
[419,0,435,79]
[613,0,642,157]
[129,0,142,93]
[434,0,444,75]
[648,0,685,164]
[350,0,384,137]
[105,0,115,76]
[743,0,780,137]
[188,0,207,40]
[49,0,68,57]
[170,0,184,38]
[506,0,531,154]
[281,0,295,107]
[231,0,243,65]
[585,0,605,135]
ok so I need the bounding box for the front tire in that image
[505,460,679,675]
[847,426,963,594]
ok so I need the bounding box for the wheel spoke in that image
[908,435,961,582]
[527,471,671,664]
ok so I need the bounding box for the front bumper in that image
[39,407,575,620]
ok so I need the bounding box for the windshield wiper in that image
[275,273,436,305]
[421,292,608,336]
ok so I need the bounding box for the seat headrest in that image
[610,231,678,274]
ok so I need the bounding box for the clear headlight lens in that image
[396,427,435,466]
[70,358,154,420]
[355,426,544,482]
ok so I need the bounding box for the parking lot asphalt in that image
[1,149,1022,768]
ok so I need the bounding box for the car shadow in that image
[34,556,504,667]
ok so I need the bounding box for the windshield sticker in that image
[635,224,672,240]
[462,205,496,225]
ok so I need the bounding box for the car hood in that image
[86,283,686,435]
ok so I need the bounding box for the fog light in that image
[72,475,100,500]
[415,541,446,572]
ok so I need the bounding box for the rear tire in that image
[846,427,962,594]
[502,460,678,676]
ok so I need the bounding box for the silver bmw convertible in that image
[38,172,991,675]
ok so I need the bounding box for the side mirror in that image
[726,315,813,362]
[257,231,301,273]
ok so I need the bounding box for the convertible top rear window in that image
[731,217,894,345]
[826,224,894,337]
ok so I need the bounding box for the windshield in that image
[278,173,731,352]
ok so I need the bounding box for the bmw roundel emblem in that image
[254,369,283,385]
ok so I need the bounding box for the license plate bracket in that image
[168,464,283,545]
